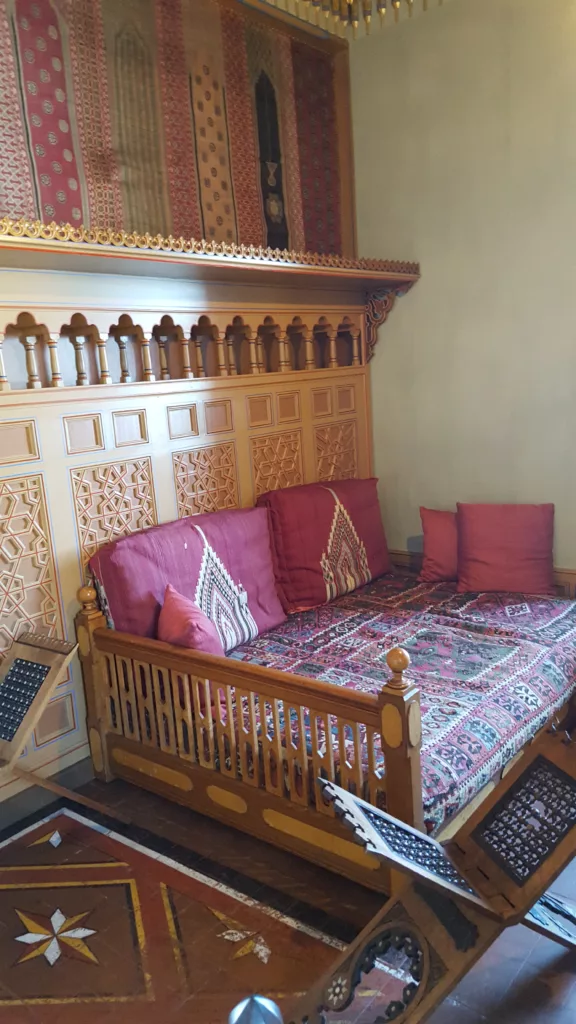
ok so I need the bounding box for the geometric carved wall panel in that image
[315,419,358,481]
[0,474,64,659]
[250,429,303,497]
[70,458,157,567]
[173,443,239,517]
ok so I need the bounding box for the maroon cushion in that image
[158,585,224,655]
[457,503,555,595]
[89,507,286,650]
[419,508,458,583]
[258,478,391,613]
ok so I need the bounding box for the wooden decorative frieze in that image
[0,303,408,388]
[70,458,157,567]
[0,474,64,659]
[173,443,239,517]
[315,420,358,481]
[251,429,304,497]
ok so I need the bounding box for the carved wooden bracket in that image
[365,282,416,361]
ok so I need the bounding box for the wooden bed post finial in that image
[386,647,410,690]
[78,585,98,614]
[75,583,114,783]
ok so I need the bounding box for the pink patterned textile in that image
[90,508,285,651]
[230,573,576,832]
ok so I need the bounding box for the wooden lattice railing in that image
[76,588,425,831]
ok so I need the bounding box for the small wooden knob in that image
[78,585,97,608]
[386,647,411,674]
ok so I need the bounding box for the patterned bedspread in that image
[230,573,576,832]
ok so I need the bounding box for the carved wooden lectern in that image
[290,725,576,1024]
[0,632,77,784]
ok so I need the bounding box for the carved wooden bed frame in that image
[1,221,574,892]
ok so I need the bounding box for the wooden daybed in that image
[75,542,576,897]
[1,220,575,894]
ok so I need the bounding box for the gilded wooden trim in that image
[0,217,419,278]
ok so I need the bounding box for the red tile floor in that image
[1,776,575,1023]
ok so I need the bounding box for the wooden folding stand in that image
[291,725,576,1024]
[0,632,118,816]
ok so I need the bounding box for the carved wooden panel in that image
[34,691,77,748]
[173,443,239,516]
[336,384,356,414]
[312,387,333,419]
[247,394,273,428]
[205,399,233,434]
[251,430,303,497]
[277,391,301,424]
[315,420,358,481]
[0,474,64,658]
[0,420,40,464]
[63,414,105,455]
[167,404,199,440]
[70,458,157,567]
[112,410,148,447]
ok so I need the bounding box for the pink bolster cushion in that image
[457,502,555,595]
[418,508,458,583]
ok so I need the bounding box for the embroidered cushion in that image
[258,478,391,613]
[419,508,458,582]
[89,507,286,650]
[457,503,555,595]
[158,585,225,655]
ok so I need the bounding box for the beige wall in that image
[350,0,576,566]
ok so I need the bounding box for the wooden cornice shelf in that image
[0,219,420,297]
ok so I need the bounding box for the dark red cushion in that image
[89,507,286,649]
[457,503,554,594]
[419,508,458,583]
[158,585,224,655]
[258,478,391,613]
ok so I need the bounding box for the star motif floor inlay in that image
[15,907,98,966]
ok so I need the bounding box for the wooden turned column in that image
[194,334,205,377]
[115,336,131,383]
[0,335,10,391]
[227,334,238,375]
[96,333,111,384]
[278,332,291,372]
[327,328,338,369]
[248,330,259,375]
[47,334,63,386]
[378,647,424,832]
[180,332,193,379]
[216,330,228,377]
[69,335,88,386]
[303,328,316,370]
[156,335,170,380]
[140,333,156,382]
[351,326,362,366]
[20,336,41,389]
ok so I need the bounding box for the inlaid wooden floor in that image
[2,776,575,1023]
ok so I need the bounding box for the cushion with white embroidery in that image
[257,478,391,613]
[89,507,286,651]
